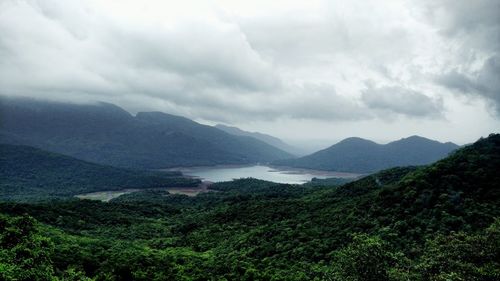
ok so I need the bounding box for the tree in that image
[0,215,57,281]
[416,219,500,281]
[327,234,406,281]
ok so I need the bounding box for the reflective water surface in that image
[179,165,359,184]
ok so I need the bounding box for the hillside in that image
[215,124,299,155]
[273,135,459,173]
[0,144,199,201]
[0,98,292,168]
[0,134,498,280]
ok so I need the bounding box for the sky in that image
[0,0,499,147]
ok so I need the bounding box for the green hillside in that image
[273,136,459,173]
[0,134,498,280]
[0,144,200,201]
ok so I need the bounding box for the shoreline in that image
[161,164,363,179]
[75,181,215,202]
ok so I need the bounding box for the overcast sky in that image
[0,0,499,146]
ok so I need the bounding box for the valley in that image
[0,134,498,280]
[1,2,498,279]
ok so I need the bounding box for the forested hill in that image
[0,97,292,169]
[0,144,199,201]
[0,134,498,280]
[273,135,459,173]
[215,124,299,155]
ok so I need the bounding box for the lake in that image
[178,165,359,184]
[76,166,360,201]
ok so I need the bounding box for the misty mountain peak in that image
[135,111,194,124]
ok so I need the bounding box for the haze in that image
[1,0,499,145]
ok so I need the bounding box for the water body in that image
[76,166,360,201]
[179,165,359,184]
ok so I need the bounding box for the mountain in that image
[1,134,498,280]
[0,144,200,201]
[0,97,292,169]
[273,135,459,173]
[215,124,299,155]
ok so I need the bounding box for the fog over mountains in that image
[215,124,300,156]
[0,0,498,143]
[0,98,292,169]
[1,97,462,174]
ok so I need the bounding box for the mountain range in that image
[273,136,459,173]
[215,124,299,155]
[0,97,462,174]
[0,97,292,169]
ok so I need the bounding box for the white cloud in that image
[0,0,498,143]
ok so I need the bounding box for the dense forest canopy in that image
[0,134,499,280]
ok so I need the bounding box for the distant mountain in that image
[273,136,459,173]
[0,98,292,169]
[215,124,299,155]
[0,144,199,201]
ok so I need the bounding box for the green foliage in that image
[0,214,57,281]
[0,134,498,280]
[416,219,500,281]
[328,234,405,281]
[302,177,354,187]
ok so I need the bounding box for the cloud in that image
[417,0,500,114]
[361,84,444,118]
[418,0,500,51]
[0,1,279,106]
[436,55,500,115]
[0,0,498,129]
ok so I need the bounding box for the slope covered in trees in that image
[0,98,292,169]
[0,134,498,280]
[273,135,459,173]
[0,144,199,201]
[215,124,299,155]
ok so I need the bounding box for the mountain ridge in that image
[0,97,292,169]
[273,135,459,173]
[215,124,299,155]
